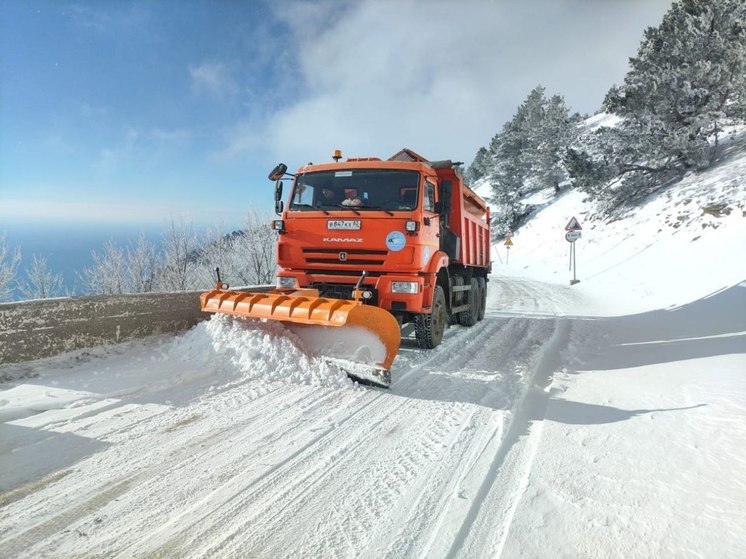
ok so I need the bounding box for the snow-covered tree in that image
[237,210,277,285]
[80,240,128,295]
[79,234,159,295]
[465,147,491,183]
[483,86,579,234]
[18,254,64,300]
[157,218,199,292]
[125,234,158,293]
[0,236,21,301]
[196,212,277,288]
[194,223,237,288]
[569,0,746,211]
[538,95,582,192]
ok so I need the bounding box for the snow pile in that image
[182,315,354,389]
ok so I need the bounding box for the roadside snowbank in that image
[490,138,746,557]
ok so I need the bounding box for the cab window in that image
[292,182,315,206]
[424,180,436,212]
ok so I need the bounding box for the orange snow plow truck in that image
[200,148,491,387]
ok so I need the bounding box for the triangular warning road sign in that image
[565,216,582,231]
[504,237,513,247]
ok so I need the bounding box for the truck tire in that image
[458,278,479,327]
[449,275,464,325]
[415,285,447,349]
[477,277,486,321]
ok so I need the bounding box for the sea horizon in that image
[1,220,165,299]
[1,217,249,300]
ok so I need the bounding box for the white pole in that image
[572,242,577,282]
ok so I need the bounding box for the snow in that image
[1,139,745,557]
[492,130,746,315]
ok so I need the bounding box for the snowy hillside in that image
[476,128,746,315]
[1,138,745,557]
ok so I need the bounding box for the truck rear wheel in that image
[449,275,464,325]
[458,278,479,327]
[477,277,486,321]
[415,285,447,348]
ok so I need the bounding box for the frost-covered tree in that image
[80,235,159,295]
[465,147,491,183]
[157,218,199,291]
[196,212,277,288]
[18,255,64,300]
[537,95,583,192]
[569,0,746,210]
[238,211,277,285]
[484,86,579,234]
[195,223,237,288]
[80,240,128,295]
[126,234,158,293]
[0,236,21,301]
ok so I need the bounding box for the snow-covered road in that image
[1,277,744,558]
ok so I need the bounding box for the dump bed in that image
[435,166,491,268]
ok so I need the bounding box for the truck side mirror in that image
[275,200,284,215]
[274,180,283,202]
[268,163,288,181]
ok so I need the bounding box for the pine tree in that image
[538,95,583,192]
[570,0,746,211]
[465,147,491,183]
[480,86,579,234]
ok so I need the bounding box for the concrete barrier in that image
[0,287,273,366]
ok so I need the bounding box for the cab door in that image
[420,177,440,265]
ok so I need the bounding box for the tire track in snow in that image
[138,390,407,557]
[1,277,579,558]
[1,384,344,557]
[393,318,558,558]
[448,318,572,559]
[217,318,550,558]
[136,318,523,557]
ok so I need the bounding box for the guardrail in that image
[0,286,273,366]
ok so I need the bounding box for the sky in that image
[0,0,674,229]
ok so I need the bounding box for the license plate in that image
[327,220,361,230]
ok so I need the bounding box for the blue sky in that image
[1,0,673,229]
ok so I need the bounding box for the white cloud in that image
[227,0,673,168]
[189,62,239,100]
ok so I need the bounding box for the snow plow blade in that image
[200,288,400,385]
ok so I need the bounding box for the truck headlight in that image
[271,220,285,231]
[391,281,419,294]
[405,220,419,232]
[276,276,297,289]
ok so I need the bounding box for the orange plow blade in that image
[200,288,401,385]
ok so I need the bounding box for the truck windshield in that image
[289,169,420,212]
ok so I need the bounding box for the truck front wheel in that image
[415,285,447,349]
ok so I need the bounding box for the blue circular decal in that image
[386,231,407,252]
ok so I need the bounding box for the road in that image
[0,278,595,558]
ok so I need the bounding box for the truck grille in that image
[302,248,387,266]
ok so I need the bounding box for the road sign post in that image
[504,236,513,264]
[564,217,582,285]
